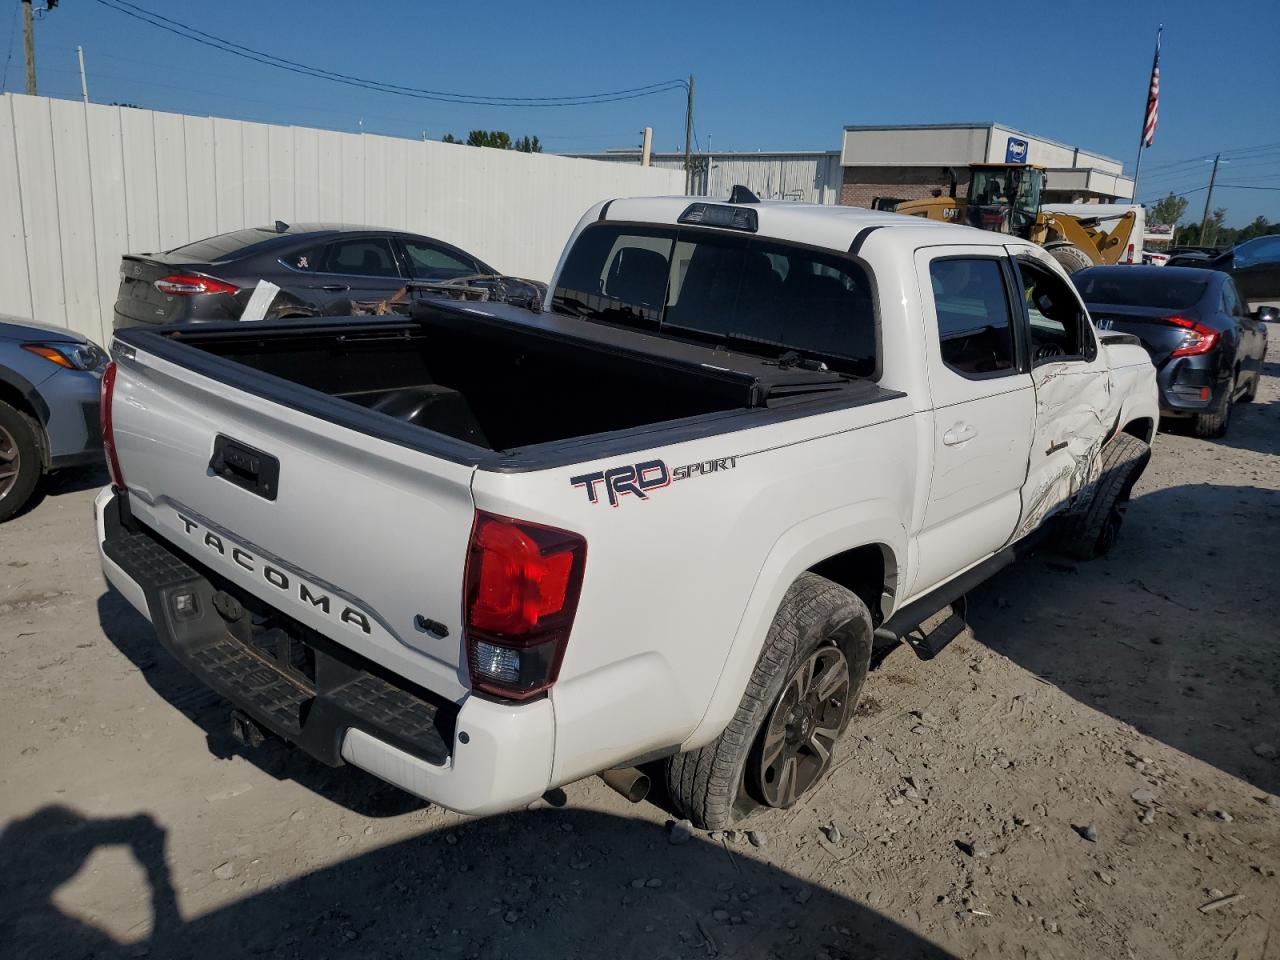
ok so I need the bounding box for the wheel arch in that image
[681,505,906,752]
[0,374,50,469]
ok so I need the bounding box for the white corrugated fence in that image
[0,93,684,346]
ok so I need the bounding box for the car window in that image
[402,240,478,280]
[320,239,400,278]
[1072,271,1207,310]
[1222,281,1245,318]
[1234,235,1280,267]
[166,228,284,262]
[552,223,877,377]
[283,246,321,272]
[1017,258,1093,364]
[929,259,1017,376]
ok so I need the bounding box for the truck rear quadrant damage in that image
[98,191,1158,826]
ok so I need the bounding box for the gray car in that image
[0,316,108,522]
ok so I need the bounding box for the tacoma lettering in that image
[175,513,371,635]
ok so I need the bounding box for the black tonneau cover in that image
[113,299,901,473]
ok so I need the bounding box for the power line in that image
[92,0,688,107]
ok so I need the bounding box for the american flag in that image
[1143,28,1162,146]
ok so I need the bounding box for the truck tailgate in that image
[110,345,476,701]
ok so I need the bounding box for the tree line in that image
[441,130,542,153]
[1149,192,1280,249]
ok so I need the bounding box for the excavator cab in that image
[964,165,1044,238]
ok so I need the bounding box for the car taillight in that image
[153,274,239,296]
[101,361,125,489]
[463,511,586,700]
[1165,316,1220,358]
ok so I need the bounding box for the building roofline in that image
[568,149,841,158]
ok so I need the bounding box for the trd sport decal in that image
[570,456,738,507]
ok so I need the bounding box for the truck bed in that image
[115,299,894,471]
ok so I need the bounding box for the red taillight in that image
[463,511,586,700]
[1125,243,1135,264]
[1165,316,1219,358]
[153,274,239,296]
[100,361,125,489]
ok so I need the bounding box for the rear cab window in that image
[552,223,878,378]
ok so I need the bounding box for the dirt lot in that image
[3,337,1278,960]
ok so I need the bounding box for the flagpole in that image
[1132,24,1162,201]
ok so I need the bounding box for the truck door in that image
[909,246,1036,597]
[1007,245,1116,538]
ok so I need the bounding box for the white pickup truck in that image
[97,194,1158,828]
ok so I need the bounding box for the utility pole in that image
[77,45,88,103]
[683,74,694,195]
[1198,154,1222,246]
[640,126,652,167]
[22,0,36,95]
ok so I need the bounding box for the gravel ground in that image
[2,334,1278,960]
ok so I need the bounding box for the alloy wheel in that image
[756,644,852,808]
[0,422,20,501]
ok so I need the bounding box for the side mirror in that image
[1254,306,1279,323]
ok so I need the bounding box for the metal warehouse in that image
[570,149,843,205]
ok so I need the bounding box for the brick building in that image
[840,123,1134,209]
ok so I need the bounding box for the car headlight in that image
[21,341,110,371]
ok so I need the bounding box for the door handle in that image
[320,283,350,292]
[942,423,978,446]
[1046,440,1068,455]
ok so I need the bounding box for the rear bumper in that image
[95,487,555,815]
[1155,354,1229,417]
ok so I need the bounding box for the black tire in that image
[1060,432,1151,560]
[1045,243,1094,274]
[1239,371,1259,403]
[0,400,43,523]
[666,572,874,830]
[1194,373,1234,438]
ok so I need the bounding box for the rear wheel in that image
[1194,373,1234,438]
[1060,432,1151,560]
[1240,370,1259,403]
[1045,243,1094,274]
[0,401,42,523]
[666,573,873,830]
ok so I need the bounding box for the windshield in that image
[551,223,877,377]
[967,168,1039,235]
[1072,270,1208,310]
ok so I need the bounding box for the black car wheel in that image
[665,573,873,829]
[0,400,42,523]
[1194,373,1234,438]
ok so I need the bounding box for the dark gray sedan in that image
[1073,266,1271,438]
[0,317,108,521]
[112,223,496,329]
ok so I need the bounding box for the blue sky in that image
[3,0,1277,225]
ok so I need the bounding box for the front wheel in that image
[666,573,873,830]
[0,401,42,523]
[1045,243,1095,274]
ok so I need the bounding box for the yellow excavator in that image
[894,163,1136,274]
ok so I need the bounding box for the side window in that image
[929,258,1017,376]
[1017,259,1093,363]
[320,238,400,278]
[1222,281,1244,318]
[284,246,320,272]
[403,240,478,279]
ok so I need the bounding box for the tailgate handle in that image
[210,435,280,501]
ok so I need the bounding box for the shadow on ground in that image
[0,805,953,960]
[960,395,1280,796]
[96,591,425,818]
